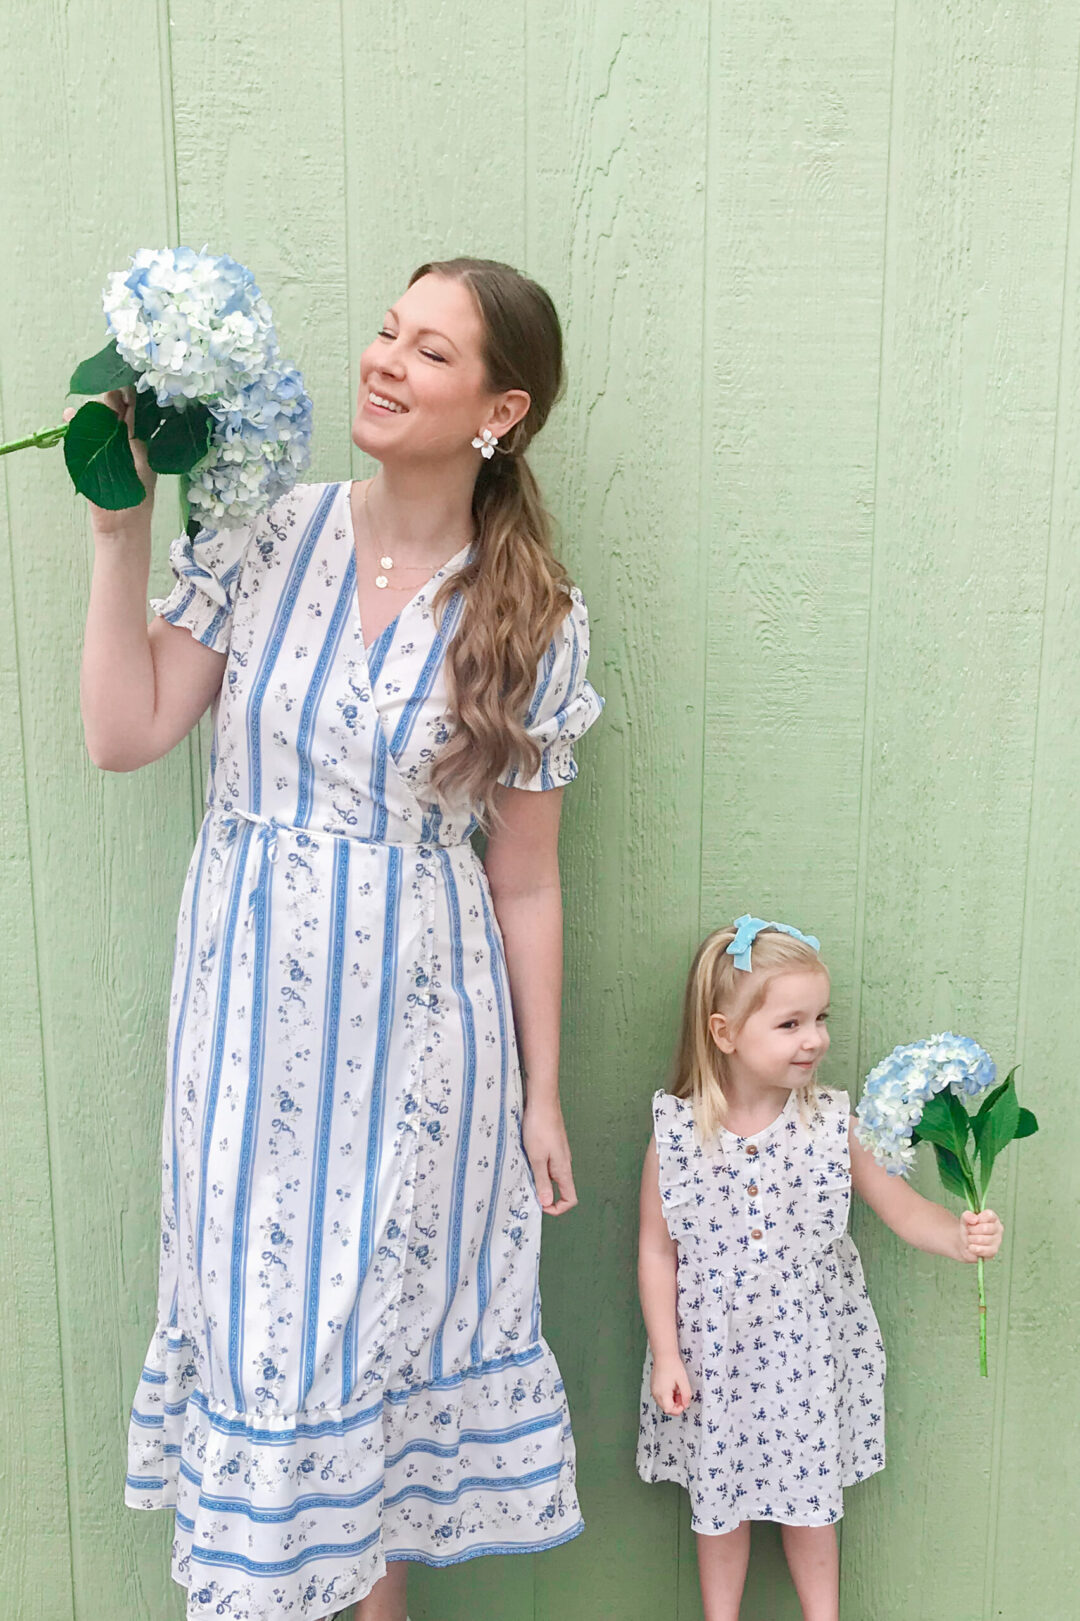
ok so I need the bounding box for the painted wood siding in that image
[1,4,1075,1617]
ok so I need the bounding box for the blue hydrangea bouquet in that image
[855,1034,1038,1376]
[0,248,312,534]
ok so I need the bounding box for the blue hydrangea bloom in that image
[854,1033,996,1177]
[100,248,312,527]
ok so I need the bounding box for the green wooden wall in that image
[1,3,1076,1618]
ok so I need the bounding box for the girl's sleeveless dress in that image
[636,1087,886,1535]
[125,482,602,1619]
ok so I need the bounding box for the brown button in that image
[751,1228,763,1241]
[746,1144,758,1157]
[747,1183,759,1197]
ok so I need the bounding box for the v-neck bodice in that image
[151,481,604,849]
[343,479,473,653]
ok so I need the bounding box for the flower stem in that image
[0,423,69,456]
[977,1256,988,1378]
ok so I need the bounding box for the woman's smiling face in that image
[352,273,524,465]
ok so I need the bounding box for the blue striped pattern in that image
[227,829,275,1407]
[341,845,402,1401]
[471,877,511,1362]
[169,817,211,1257]
[365,625,394,841]
[388,593,464,762]
[430,852,477,1380]
[245,481,336,813]
[294,550,357,827]
[298,837,350,1406]
[195,820,255,1290]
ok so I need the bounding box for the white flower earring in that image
[471,427,499,459]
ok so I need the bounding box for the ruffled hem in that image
[637,1452,884,1535]
[127,1326,582,1619]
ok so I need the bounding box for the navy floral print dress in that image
[636,1087,886,1535]
[125,482,602,1619]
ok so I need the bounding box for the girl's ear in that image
[708,1011,736,1054]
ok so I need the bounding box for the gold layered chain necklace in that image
[362,478,458,590]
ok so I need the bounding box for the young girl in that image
[636,918,1003,1621]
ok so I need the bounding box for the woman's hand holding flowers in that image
[64,388,156,536]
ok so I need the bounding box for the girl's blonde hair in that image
[671,925,829,1141]
[410,257,573,812]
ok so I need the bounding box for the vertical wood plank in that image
[988,35,1080,1617]
[700,5,894,1614]
[0,2,201,1616]
[528,4,709,1618]
[0,408,76,1620]
[844,6,1077,1618]
[168,0,353,486]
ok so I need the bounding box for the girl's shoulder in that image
[650,1090,697,1161]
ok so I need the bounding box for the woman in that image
[80,258,602,1621]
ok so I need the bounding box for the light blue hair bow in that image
[726,914,821,973]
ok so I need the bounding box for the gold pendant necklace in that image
[363,480,397,589]
[361,478,469,589]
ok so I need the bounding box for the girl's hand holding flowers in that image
[958,1207,1004,1263]
[855,1033,1036,1373]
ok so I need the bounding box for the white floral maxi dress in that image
[636,1087,886,1535]
[126,481,602,1619]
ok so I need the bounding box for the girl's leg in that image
[696,1523,751,1621]
[779,1524,839,1621]
[351,1560,408,1621]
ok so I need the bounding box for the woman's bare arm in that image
[483,783,575,1214]
[77,389,226,771]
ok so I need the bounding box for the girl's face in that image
[710,968,831,1091]
[351,273,528,465]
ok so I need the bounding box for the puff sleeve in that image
[149,521,256,655]
[499,586,604,791]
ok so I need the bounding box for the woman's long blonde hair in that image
[671,926,828,1141]
[412,258,573,810]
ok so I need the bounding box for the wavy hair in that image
[409,258,573,810]
[670,926,829,1141]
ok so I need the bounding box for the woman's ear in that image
[708,1011,736,1054]
[484,388,530,437]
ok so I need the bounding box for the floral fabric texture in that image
[128,482,602,1619]
[636,1087,886,1536]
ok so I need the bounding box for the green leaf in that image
[1014,1107,1039,1140]
[977,1077,1021,1198]
[915,1090,971,1156]
[132,386,165,444]
[972,1068,1019,1149]
[145,401,213,475]
[62,401,145,510]
[68,338,138,395]
[932,1143,976,1203]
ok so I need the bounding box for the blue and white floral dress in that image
[636,1087,886,1535]
[126,481,602,1619]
